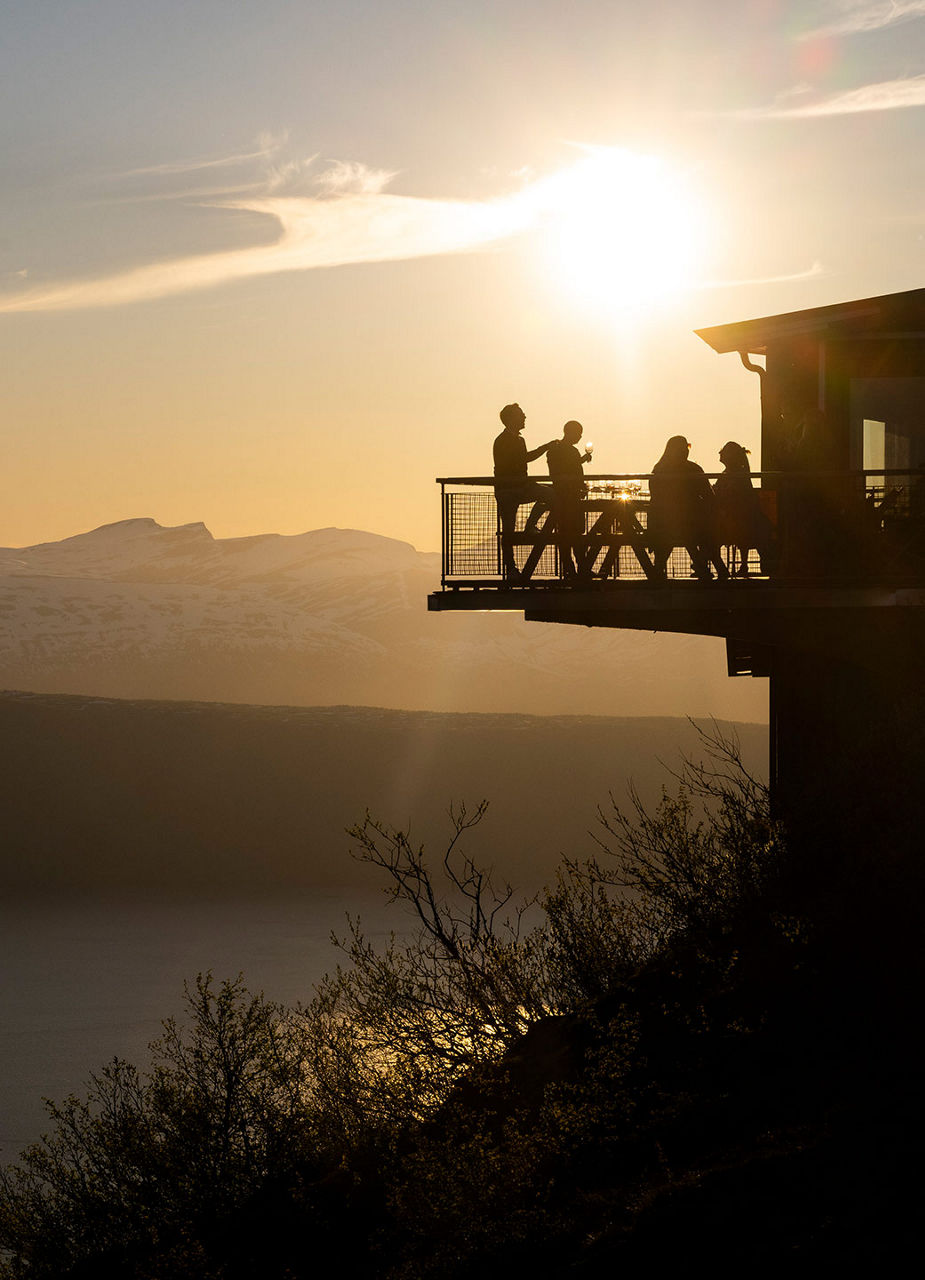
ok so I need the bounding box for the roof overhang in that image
[695,286,925,356]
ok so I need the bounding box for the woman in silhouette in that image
[647,436,728,581]
[713,441,773,576]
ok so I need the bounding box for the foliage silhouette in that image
[0,974,317,1278]
[4,727,917,1276]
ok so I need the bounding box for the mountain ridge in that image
[0,689,766,893]
[0,518,767,721]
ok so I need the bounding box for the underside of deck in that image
[428,581,925,664]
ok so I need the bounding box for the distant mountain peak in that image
[82,518,213,539]
[98,517,161,531]
[0,516,435,588]
[33,518,216,551]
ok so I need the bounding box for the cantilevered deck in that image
[427,470,925,666]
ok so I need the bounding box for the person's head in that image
[562,420,583,444]
[499,403,526,432]
[659,435,691,466]
[719,441,750,470]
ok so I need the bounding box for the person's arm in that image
[526,440,554,462]
[690,463,713,500]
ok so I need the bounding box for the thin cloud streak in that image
[800,1,925,38]
[737,74,925,117]
[698,262,826,289]
[123,133,287,178]
[104,181,271,205]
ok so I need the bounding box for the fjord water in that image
[0,892,398,1162]
[0,698,768,1162]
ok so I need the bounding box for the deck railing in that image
[436,470,925,588]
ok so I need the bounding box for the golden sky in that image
[2,0,924,550]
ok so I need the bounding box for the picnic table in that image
[511,483,660,582]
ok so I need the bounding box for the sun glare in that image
[533,147,705,320]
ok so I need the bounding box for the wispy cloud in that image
[1,150,650,314]
[699,262,826,289]
[736,73,925,117]
[314,160,397,196]
[800,1,925,39]
[122,132,287,178]
[101,133,306,204]
[0,179,529,313]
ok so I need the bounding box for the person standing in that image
[546,420,592,578]
[713,441,773,576]
[493,403,554,579]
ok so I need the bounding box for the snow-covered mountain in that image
[0,518,767,719]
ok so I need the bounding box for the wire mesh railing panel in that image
[446,490,498,576]
[437,472,925,588]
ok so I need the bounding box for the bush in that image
[1,730,788,1277]
[0,975,315,1279]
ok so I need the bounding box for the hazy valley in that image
[0,690,765,893]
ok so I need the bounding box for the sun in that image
[534,147,706,319]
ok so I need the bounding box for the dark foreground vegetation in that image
[2,731,922,1276]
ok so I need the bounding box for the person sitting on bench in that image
[493,403,554,580]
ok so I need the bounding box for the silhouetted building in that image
[429,287,925,846]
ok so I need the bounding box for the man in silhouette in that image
[493,403,554,580]
[546,420,592,578]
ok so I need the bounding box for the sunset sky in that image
[2,0,924,550]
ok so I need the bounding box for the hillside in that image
[0,691,766,892]
[0,518,767,720]
[3,719,919,1277]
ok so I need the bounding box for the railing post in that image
[441,482,448,586]
[495,489,502,579]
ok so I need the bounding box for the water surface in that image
[0,892,398,1160]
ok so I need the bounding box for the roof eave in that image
[694,286,925,355]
